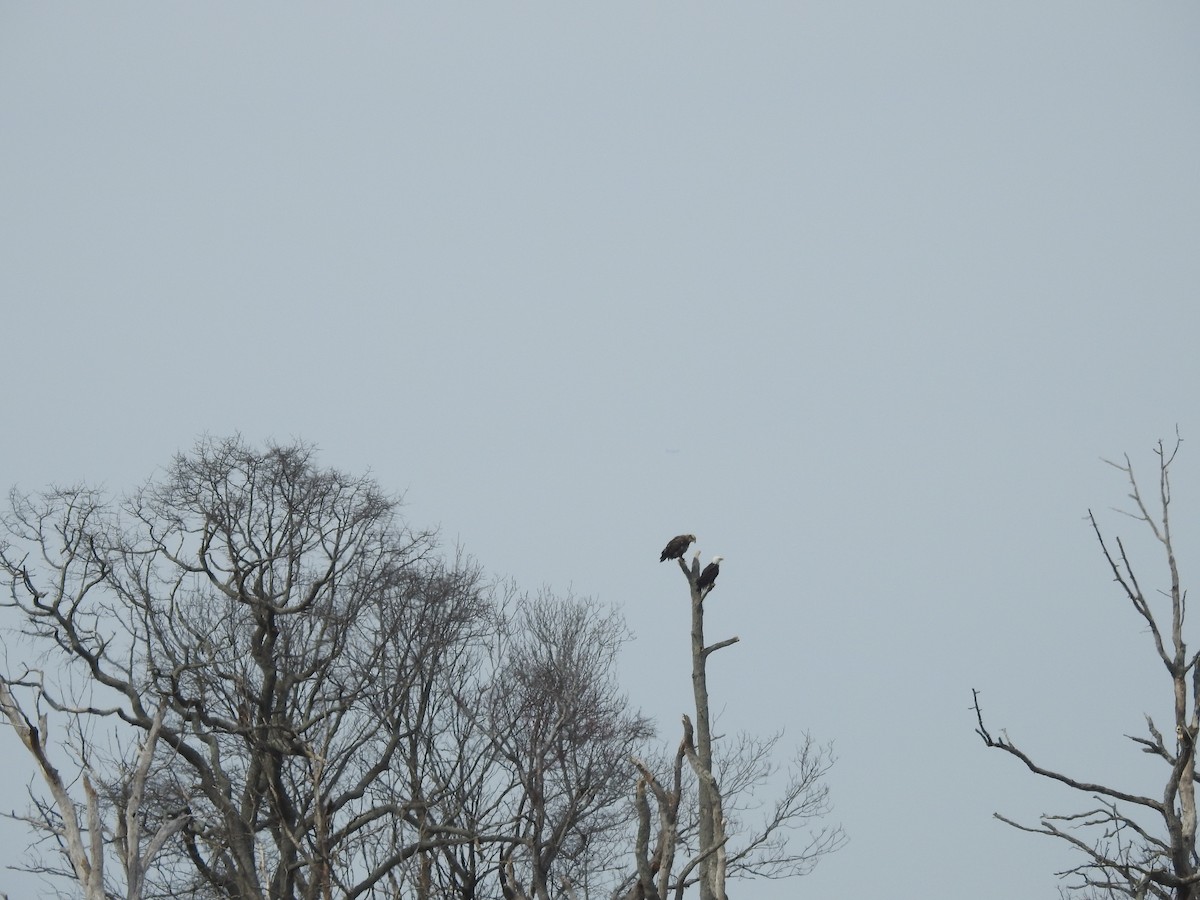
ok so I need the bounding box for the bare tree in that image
[627,552,844,900]
[378,590,655,900]
[0,673,187,900]
[483,592,654,900]
[974,436,1200,900]
[0,438,505,899]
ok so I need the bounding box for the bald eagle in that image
[660,534,697,562]
[697,556,723,593]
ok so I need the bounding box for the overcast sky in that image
[3,4,1200,898]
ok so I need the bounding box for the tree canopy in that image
[0,436,839,900]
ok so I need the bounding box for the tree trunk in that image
[689,559,717,900]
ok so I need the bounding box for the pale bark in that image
[976,437,1200,900]
[682,553,738,900]
[625,551,842,900]
[0,680,185,900]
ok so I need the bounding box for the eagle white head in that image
[710,555,724,565]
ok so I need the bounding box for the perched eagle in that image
[660,533,697,562]
[697,556,724,593]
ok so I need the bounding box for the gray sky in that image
[3,4,1200,897]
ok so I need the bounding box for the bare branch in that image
[973,690,1162,812]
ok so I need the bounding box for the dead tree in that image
[627,550,844,900]
[974,436,1200,900]
[683,555,736,900]
[0,677,187,900]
